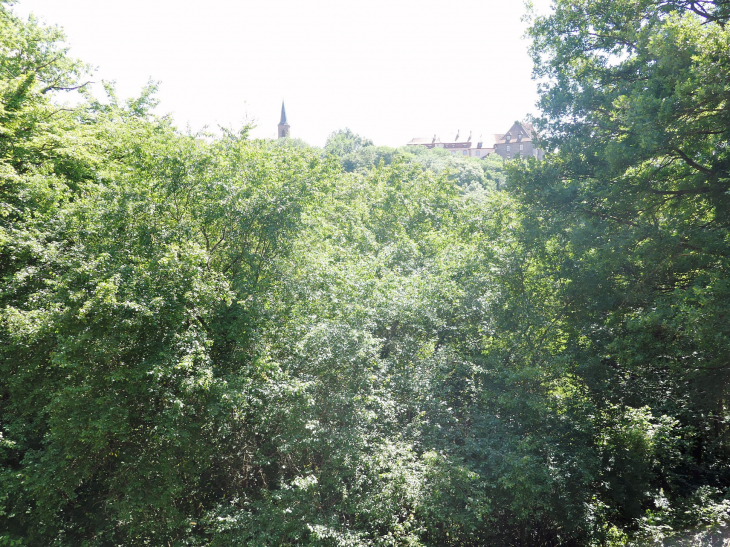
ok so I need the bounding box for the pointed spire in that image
[279,101,288,125]
[278,100,290,139]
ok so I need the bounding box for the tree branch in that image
[671,148,715,176]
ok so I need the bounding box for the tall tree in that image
[513,0,730,541]
[323,128,373,157]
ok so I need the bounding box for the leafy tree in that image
[509,0,730,540]
[340,144,397,173]
[323,127,373,157]
[334,141,505,198]
[0,6,338,543]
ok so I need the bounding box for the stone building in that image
[493,121,544,160]
[407,121,544,160]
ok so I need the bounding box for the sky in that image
[12,0,552,148]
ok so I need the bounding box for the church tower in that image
[277,101,290,139]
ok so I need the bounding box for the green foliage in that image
[3,0,729,544]
[507,0,730,541]
[333,141,505,199]
[324,127,373,157]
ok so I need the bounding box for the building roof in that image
[408,122,539,152]
[279,101,288,125]
[494,121,536,144]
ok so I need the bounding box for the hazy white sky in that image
[13,0,551,147]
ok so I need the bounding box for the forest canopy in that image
[1,0,729,545]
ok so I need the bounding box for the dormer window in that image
[505,135,511,143]
[517,134,523,142]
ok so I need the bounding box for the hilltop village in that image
[277,102,544,160]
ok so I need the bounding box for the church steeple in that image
[278,101,290,138]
